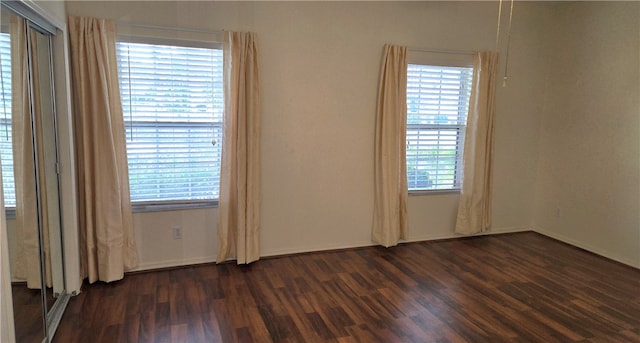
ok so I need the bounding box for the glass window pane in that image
[116,42,223,202]
[0,33,15,207]
[406,64,473,190]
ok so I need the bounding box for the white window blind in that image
[406,64,473,190]
[116,42,224,203]
[0,33,15,207]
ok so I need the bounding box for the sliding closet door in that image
[1,7,47,342]
[30,24,65,311]
[1,2,68,341]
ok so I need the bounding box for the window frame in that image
[115,35,224,213]
[406,51,474,196]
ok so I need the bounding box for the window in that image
[0,32,15,207]
[406,64,473,191]
[116,41,223,206]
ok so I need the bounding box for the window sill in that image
[132,200,218,213]
[408,189,460,196]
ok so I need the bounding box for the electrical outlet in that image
[173,227,183,240]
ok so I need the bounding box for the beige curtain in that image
[372,44,408,247]
[217,31,261,264]
[10,14,53,289]
[68,16,139,283]
[455,51,499,235]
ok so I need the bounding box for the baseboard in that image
[261,240,377,258]
[131,256,217,272]
[533,227,639,268]
[131,227,531,272]
[405,226,530,243]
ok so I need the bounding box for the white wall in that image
[28,0,66,27]
[533,2,640,268]
[65,1,548,270]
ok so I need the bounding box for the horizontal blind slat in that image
[406,64,473,191]
[0,33,15,207]
[117,41,224,202]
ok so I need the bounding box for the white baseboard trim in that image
[131,256,217,272]
[130,227,531,272]
[405,226,530,243]
[533,227,639,268]
[261,241,376,258]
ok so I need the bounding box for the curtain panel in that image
[455,51,499,235]
[217,31,262,264]
[68,16,139,283]
[372,44,409,247]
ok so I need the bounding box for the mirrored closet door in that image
[1,2,68,342]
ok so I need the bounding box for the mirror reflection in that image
[0,4,66,342]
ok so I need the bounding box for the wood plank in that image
[52,232,640,342]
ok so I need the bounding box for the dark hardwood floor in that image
[54,232,640,342]
[12,285,45,343]
[12,283,56,343]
